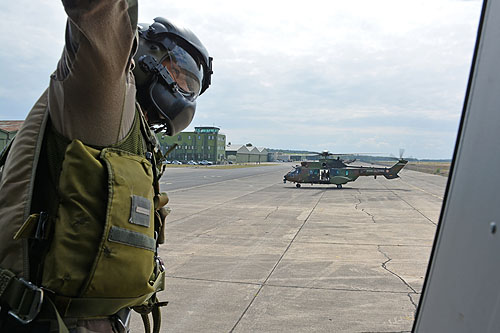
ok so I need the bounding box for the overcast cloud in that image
[0,0,482,159]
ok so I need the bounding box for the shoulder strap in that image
[0,90,50,279]
[0,267,69,332]
[138,113,161,157]
[137,105,166,196]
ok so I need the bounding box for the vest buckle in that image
[8,278,44,324]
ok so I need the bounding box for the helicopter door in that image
[320,169,330,181]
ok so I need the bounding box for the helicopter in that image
[283,150,407,188]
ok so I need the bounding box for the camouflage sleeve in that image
[48,0,139,147]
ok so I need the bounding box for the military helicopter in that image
[283,150,407,188]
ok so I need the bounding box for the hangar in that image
[226,144,268,163]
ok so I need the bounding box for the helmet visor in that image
[161,45,203,100]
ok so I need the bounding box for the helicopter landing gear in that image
[296,183,301,188]
[336,184,343,189]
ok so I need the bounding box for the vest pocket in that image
[41,141,156,301]
[82,148,155,298]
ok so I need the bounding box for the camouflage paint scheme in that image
[283,158,407,188]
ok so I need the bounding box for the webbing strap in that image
[137,106,164,197]
[141,313,151,333]
[108,226,156,252]
[0,268,68,332]
[53,270,165,318]
[0,268,14,296]
[151,304,162,333]
[136,298,167,333]
[54,293,152,318]
[0,268,42,324]
[45,298,69,333]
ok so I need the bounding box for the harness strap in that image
[51,269,165,318]
[0,268,42,324]
[140,313,151,333]
[43,298,69,333]
[0,268,68,332]
[135,295,168,333]
[151,303,163,333]
[1,267,165,331]
[53,293,152,318]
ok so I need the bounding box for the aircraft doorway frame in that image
[414,0,500,331]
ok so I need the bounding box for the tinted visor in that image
[161,45,203,100]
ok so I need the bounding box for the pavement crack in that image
[377,246,417,294]
[354,193,376,223]
[264,206,279,221]
[408,292,418,311]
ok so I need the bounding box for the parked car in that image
[187,160,198,165]
[172,160,182,165]
[199,160,213,165]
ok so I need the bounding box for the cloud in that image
[0,0,482,159]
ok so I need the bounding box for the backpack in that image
[0,97,168,333]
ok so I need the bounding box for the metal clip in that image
[35,211,48,240]
[155,256,165,273]
[114,308,132,333]
[8,278,44,324]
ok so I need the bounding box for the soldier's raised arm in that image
[49,0,139,146]
[0,1,213,331]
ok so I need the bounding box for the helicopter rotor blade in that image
[310,151,334,156]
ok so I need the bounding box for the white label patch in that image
[136,206,150,216]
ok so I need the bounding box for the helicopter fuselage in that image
[283,159,407,188]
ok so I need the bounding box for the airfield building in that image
[157,126,226,164]
[0,121,24,152]
[226,144,269,163]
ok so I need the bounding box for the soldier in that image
[0,0,212,332]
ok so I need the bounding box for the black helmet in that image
[133,17,213,135]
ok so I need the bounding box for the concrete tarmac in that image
[130,163,445,332]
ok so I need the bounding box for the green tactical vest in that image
[0,90,165,320]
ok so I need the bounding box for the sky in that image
[0,0,483,159]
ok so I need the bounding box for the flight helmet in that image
[133,17,213,135]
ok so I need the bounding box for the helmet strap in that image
[138,55,177,91]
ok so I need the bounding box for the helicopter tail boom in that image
[383,159,408,179]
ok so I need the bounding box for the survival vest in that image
[0,90,168,332]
